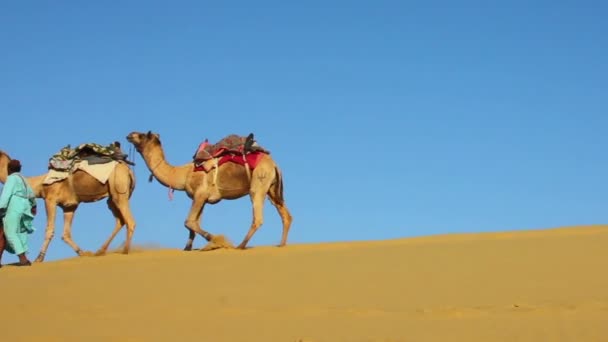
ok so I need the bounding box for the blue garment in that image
[0,173,36,255]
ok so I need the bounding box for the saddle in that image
[192,133,268,163]
[48,141,134,172]
[190,133,270,183]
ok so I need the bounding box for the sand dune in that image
[1,225,607,341]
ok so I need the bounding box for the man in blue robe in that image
[0,159,36,267]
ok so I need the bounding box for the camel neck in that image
[0,154,44,197]
[0,164,6,184]
[27,174,46,198]
[142,144,188,191]
[0,172,45,198]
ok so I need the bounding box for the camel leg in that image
[268,195,293,247]
[35,199,58,262]
[95,199,125,256]
[119,203,136,255]
[268,167,293,247]
[183,193,213,250]
[113,194,136,254]
[105,164,137,254]
[60,206,88,256]
[184,229,196,251]
[237,191,266,249]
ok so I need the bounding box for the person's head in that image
[7,159,22,175]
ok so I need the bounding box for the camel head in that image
[126,131,161,153]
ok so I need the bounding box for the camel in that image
[0,149,137,262]
[126,131,292,250]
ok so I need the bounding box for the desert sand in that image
[1,225,607,342]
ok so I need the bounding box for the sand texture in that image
[1,225,607,341]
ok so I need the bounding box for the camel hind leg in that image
[268,172,293,247]
[237,191,265,249]
[108,164,137,254]
[95,199,126,256]
[237,166,276,249]
[112,193,136,254]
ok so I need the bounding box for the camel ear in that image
[146,131,152,138]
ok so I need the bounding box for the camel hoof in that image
[94,250,106,256]
[79,251,95,257]
[121,249,129,255]
[183,246,193,251]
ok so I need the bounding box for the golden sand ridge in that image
[1,225,607,341]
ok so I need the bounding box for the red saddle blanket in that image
[193,151,266,172]
[192,134,269,172]
[193,134,269,161]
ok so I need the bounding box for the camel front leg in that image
[183,194,213,250]
[59,206,89,256]
[184,229,196,251]
[35,199,58,262]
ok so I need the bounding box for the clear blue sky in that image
[1,1,606,262]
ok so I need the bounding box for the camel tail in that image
[273,166,285,205]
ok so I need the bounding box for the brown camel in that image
[0,149,137,262]
[126,131,293,250]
